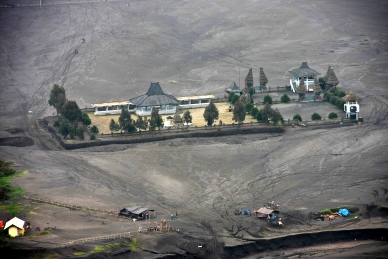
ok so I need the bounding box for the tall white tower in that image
[343,90,360,120]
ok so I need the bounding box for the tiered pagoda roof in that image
[245,68,253,87]
[313,76,322,93]
[259,67,268,86]
[324,66,339,85]
[130,82,179,106]
[289,62,321,77]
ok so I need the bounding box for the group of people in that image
[138,225,161,233]
[267,214,282,225]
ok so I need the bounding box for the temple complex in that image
[323,66,339,91]
[289,62,321,93]
[343,90,360,120]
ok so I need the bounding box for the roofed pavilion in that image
[130,82,179,116]
[289,62,321,93]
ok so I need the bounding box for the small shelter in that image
[323,66,339,90]
[4,217,25,237]
[130,82,179,116]
[91,101,134,116]
[343,90,360,120]
[225,81,242,96]
[176,94,216,109]
[119,206,149,219]
[289,62,321,93]
[255,207,274,218]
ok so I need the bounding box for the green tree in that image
[77,124,85,140]
[245,103,254,114]
[135,116,148,130]
[109,118,119,134]
[256,109,263,122]
[58,118,73,138]
[263,95,273,104]
[271,109,284,124]
[62,100,82,122]
[228,92,236,103]
[90,134,96,140]
[248,87,255,97]
[149,107,163,130]
[233,100,246,124]
[293,114,302,121]
[81,113,91,126]
[231,94,240,104]
[119,107,136,132]
[281,94,290,103]
[336,99,345,110]
[261,103,272,122]
[203,101,219,126]
[49,84,66,116]
[90,125,99,134]
[328,112,338,119]
[311,113,322,120]
[183,110,192,124]
[251,107,259,118]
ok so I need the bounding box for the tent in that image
[338,208,350,217]
[255,207,274,218]
[4,217,25,237]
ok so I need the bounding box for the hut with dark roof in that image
[289,62,321,93]
[130,82,179,116]
[323,66,339,90]
[225,81,242,96]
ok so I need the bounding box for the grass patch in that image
[27,229,51,239]
[349,214,358,219]
[317,206,359,215]
[260,230,269,235]
[124,238,139,251]
[101,220,106,225]
[91,243,121,253]
[0,161,27,216]
[73,251,88,256]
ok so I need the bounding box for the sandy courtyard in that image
[1,0,388,258]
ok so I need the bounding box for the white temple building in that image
[289,62,321,93]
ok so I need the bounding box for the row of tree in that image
[49,84,97,139]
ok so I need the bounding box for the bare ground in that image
[1,0,388,258]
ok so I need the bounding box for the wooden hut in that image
[4,217,25,237]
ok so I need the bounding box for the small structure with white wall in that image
[343,90,360,120]
[176,94,216,109]
[4,217,25,237]
[91,101,134,116]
